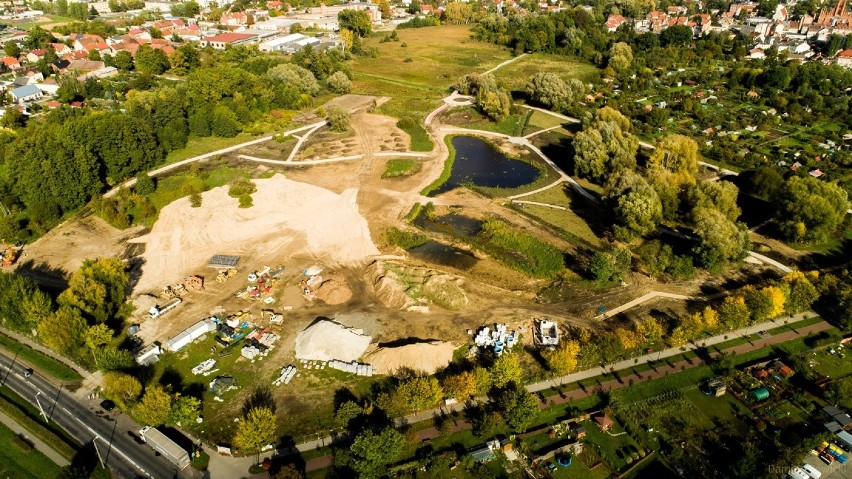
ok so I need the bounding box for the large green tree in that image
[135,45,170,74]
[58,257,129,325]
[135,385,173,426]
[338,10,372,37]
[234,407,277,461]
[37,307,87,358]
[344,427,406,478]
[573,107,638,182]
[776,176,848,243]
[613,183,663,240]
[691,207,750,268]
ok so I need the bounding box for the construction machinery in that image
[216,268,238,283]
[1,242,19,267]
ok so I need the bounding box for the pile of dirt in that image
[365,341,456,375]
[313,275,353,305]
[365,261,468,311]
[295,319,372,361]
[131,174,379,294]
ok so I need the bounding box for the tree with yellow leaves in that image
[719,295,750,329]
[701,306,719,328]
[634,317,665,344]
[543,340,581,374]
[782,271,819,314]
[441,372,477,402]
[615,327,641,350]
[745,286,786,322]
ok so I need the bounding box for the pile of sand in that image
[131,174,378,293]
[365,341,456,375]
[313,275,353,305]
[295,319,372,361]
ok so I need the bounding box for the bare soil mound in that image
[131,174,378,293]
[365,341,456,375]
[365,261,468,311]
[313,274,353,305]
[295,319,372,361]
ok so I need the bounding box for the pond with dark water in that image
[407,241,478,270]
[429,136,540,196]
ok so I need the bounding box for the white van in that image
[788,467,810,479]
[802,464,822,479]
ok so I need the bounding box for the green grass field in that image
[0,333,83,382]
[807,347,852,379]
[382,158,422,178]
[511,185,603,249]
[352,25,513,121]
[0,421,62,479]
[491,53,600,92]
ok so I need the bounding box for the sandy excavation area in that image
[131,174,379,293]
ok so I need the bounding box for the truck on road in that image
[139,426,190,469]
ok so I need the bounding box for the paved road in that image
[0,351,186,479]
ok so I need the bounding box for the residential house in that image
[65,60,105,72]
[200,32,258,49]
[836,49,852,68]
[1,56,20,70]
[10,84,43,103]
[26,49,47,63]
[73,35,110,55]
[667,5,687,15]
[605,14,626,32]
[220,11,248,26]
[749,48,766,59]
[50,43,71,56]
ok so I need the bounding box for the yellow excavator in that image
[1,241,19,267]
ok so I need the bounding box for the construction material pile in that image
[273,365,297,386]
[295,319,372,361]
[365,341,455,375]
[313,276,353,305]
[328,360,374,376]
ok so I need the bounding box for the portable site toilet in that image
[749,387,770,402]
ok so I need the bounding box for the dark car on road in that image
[99,399,116,412]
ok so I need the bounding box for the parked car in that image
[99,399,116,412]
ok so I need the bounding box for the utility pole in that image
[93,437,105,468]
[35,392,48,422]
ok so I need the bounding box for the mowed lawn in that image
[351,25,513,120]
[0,422,62,479]
[492,53,600,92]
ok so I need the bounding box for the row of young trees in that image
[542,270,822,374]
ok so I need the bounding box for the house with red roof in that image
[2,56,21,70]
[200,32,258,49]
[605,14,626,32]
[26,49,47,63]
[836,49,852,68]
[220,11,248,26]
[50,43,71,56]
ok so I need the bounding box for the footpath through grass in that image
[0,420,62,479]
[0,333,82,382]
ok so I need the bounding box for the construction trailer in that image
[138,426,190,469]
[149,298,182,319]
[165,319,216,352]
[135,344,162,366]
